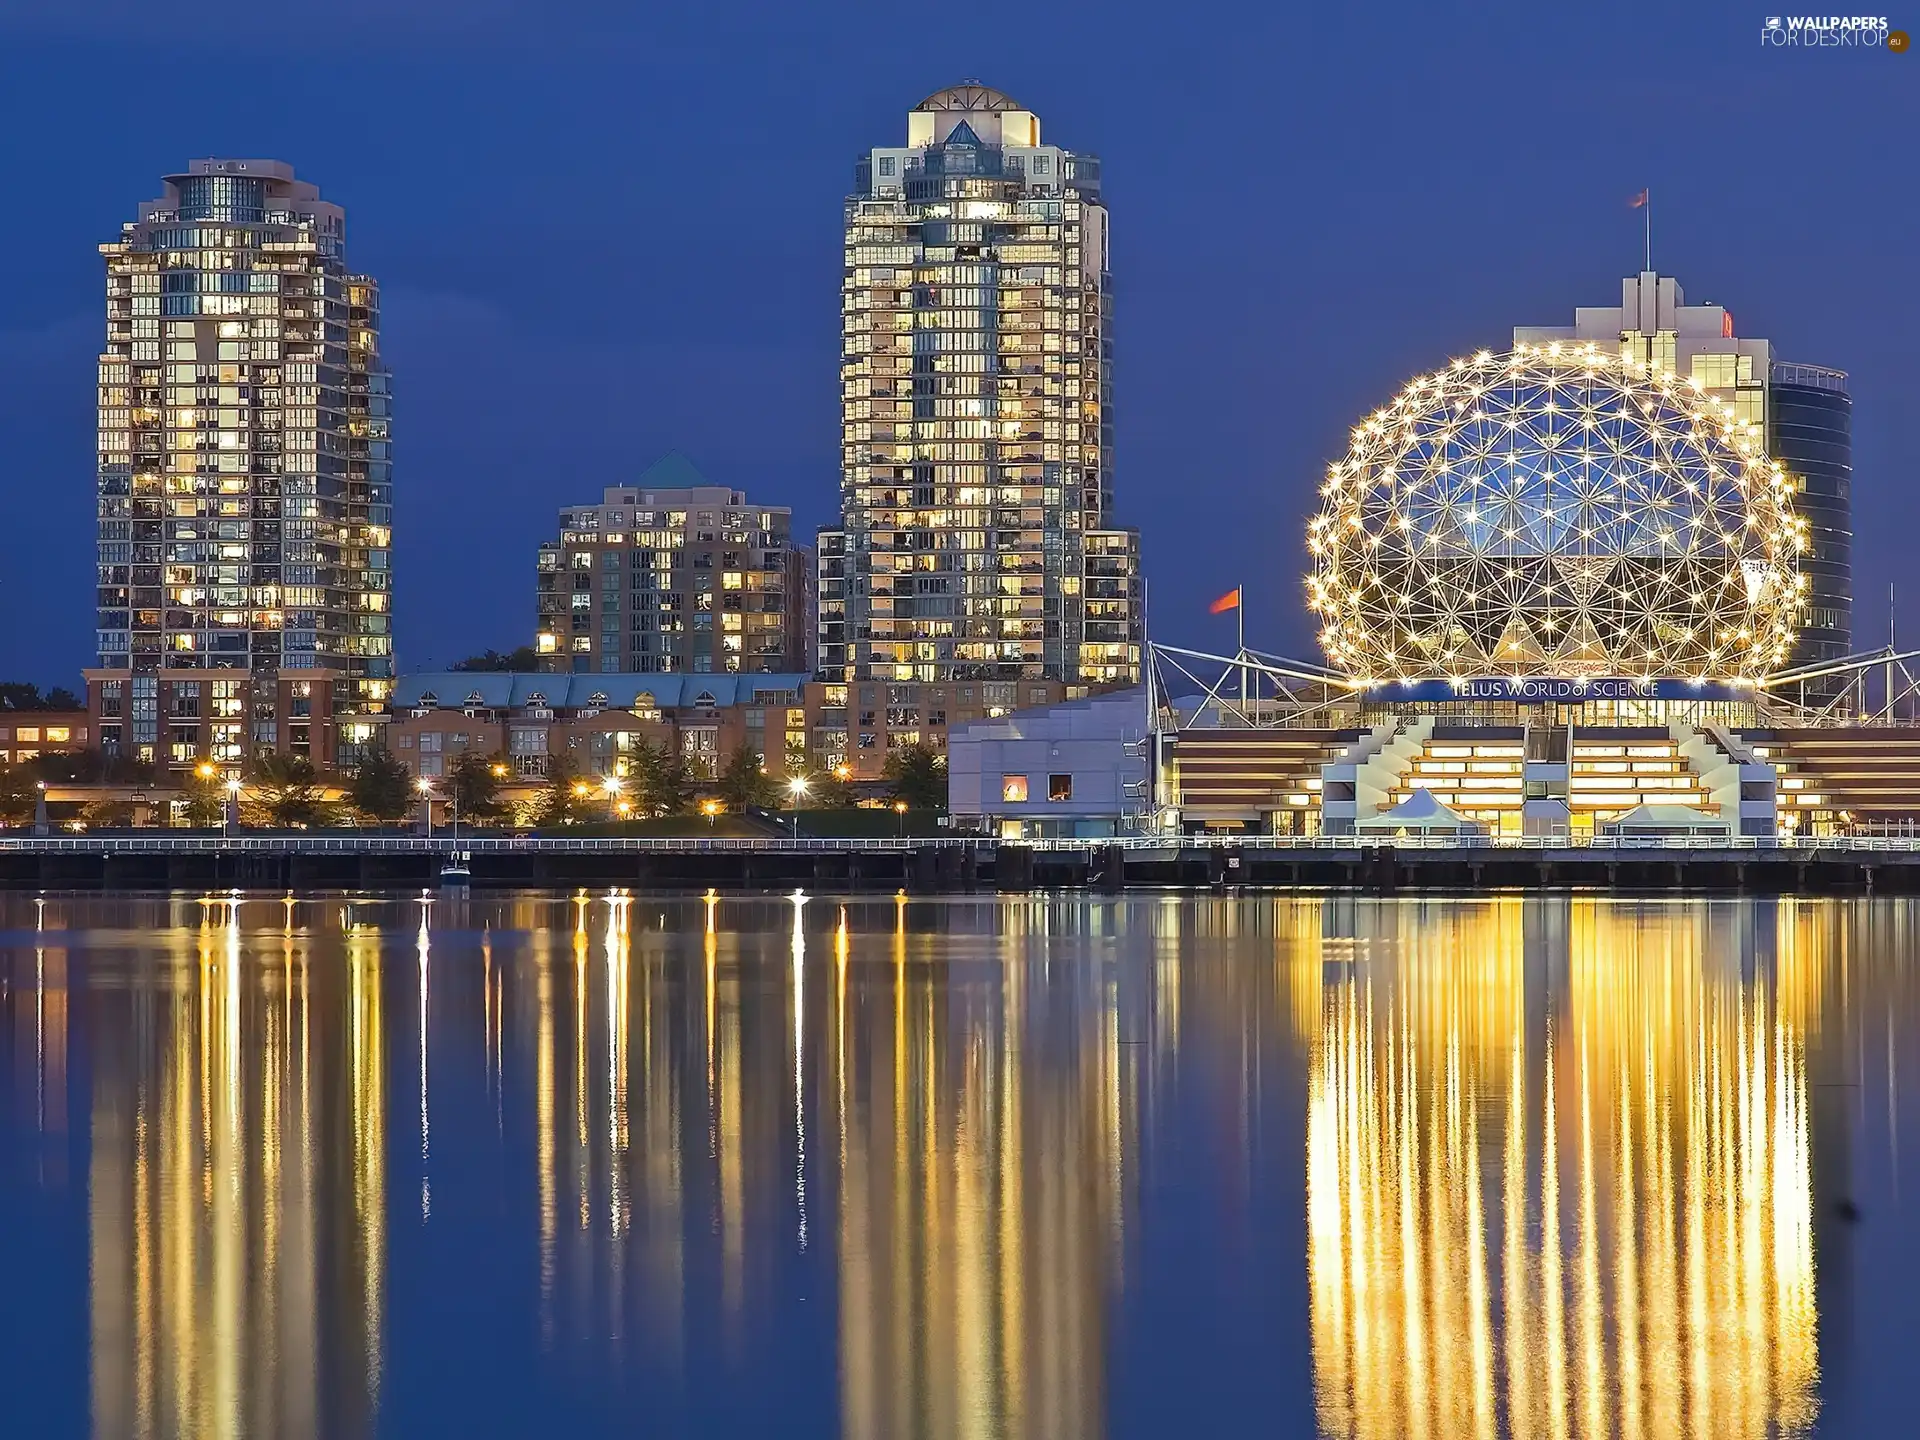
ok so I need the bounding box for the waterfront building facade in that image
[536,455,811,677]
[0,713,94,770]
[391,672,1068,784]
[826,83,1140,688]
[1517,270,1852,675]
[90,159,392,772]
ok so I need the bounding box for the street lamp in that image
[224,778,241,838]
[417,777,434,840]
[701,798,722,830]
[894,799,908,839]
[602,774,624,824]
[786,775,810,836]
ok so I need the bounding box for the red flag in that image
[1628,189,1649,208]
[1209,588,1241,615]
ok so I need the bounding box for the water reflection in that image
[1,892,1911,1438]
[1305,900,1829,1440]
[78,897,385,1440]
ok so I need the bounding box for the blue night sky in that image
[0,1,1913,685]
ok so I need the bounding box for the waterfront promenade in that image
[5,831,1920,893]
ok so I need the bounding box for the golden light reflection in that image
[835,898,1132,1440]
[1307,899,1824,1440]
[83,898,385,1440]
[18,891,1895,1440]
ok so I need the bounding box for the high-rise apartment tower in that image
[820,84,1140,686]
[90,160,392,771]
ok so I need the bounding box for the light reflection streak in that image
[793,891,808,1251]
[417,899,430,1222]
[1307,899,1825,1440]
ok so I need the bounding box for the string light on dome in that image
[1305,347,1801,681]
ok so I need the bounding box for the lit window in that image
[1048,774,1072,802]
[45,727,70,744]
[1002,775,1028,803]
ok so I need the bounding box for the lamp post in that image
[32,781,49,836]
[224,778,241,837]
[417,777,434,840]
[894,799,908,839]
[602,774,623,823]
[701,798,722,831]
[787,776,810,837]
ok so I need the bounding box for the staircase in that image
[1389,727,1526,821]
[1321,716,1434,835]
[1377,725,1716,834]
[1568,728,1715,814]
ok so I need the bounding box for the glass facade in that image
[1769,371,1853,674]
[830,84,1140,686]
[95,159,392,767]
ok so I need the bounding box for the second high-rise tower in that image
[820,84,1139,687]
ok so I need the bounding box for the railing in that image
[1769,362,1848,393]
[8,832,1920,858]
[0,834,987,855]
[1019,834,1920,854]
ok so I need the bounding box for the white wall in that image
[949,689,1148,823]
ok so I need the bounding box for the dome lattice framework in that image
[1307,344,1808,683]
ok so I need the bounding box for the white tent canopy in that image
[1358,788,1486,835]
[1598,803,1732,837]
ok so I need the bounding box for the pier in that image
[5,833,1920,893]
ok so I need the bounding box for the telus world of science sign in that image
[1364,677,1749,704]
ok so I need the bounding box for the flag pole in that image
[1644,188,1651,271]
[1238,583,1247,720]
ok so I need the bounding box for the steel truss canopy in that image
[1307,344,1808,685]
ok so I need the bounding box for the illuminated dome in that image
[913,82,1023,113]
[1307,344,1808,683]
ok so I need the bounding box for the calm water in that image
[2,891,1918,1438]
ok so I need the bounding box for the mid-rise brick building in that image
[389,672,1068,785]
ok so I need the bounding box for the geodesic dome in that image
[1306,344,1807,683]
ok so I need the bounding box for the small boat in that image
[440,850,472,884]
